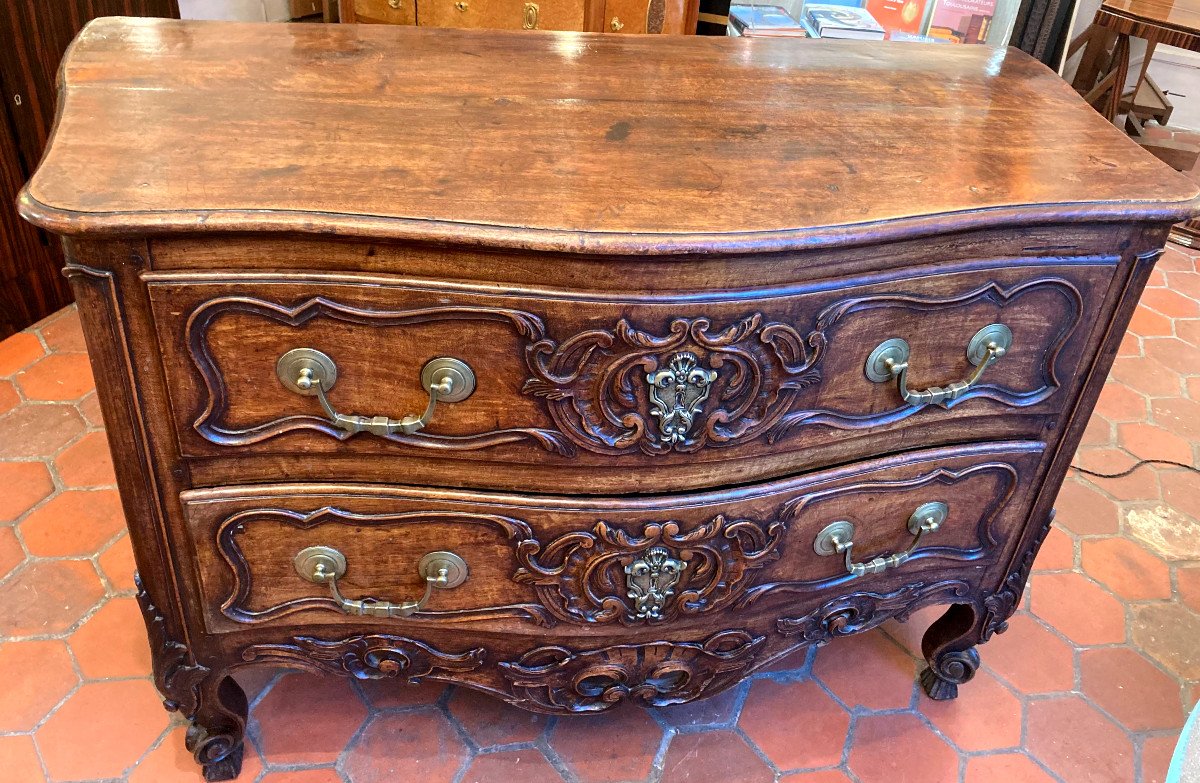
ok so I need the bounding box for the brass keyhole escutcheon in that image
[455,1,469,10]
[610,16,624,30]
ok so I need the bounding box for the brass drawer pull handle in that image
[455,1,469,10]
[388,0,401,7]
[523,2,539,27]
[610,16,624,30]
[864,323,1012,408]
[814,501,946,577]
[294,546,468,618]
[276,349,475,436]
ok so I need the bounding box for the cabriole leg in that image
[186,673,248,782]
[919,602,983,700]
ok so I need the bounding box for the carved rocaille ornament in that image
[241,634,486,681]
[498,629,765,712]
[513,515,787,625]
[776,580,973,643]
[523,314,821,455]
[136,573,210,718]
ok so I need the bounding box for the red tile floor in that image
[1,245,1200,783]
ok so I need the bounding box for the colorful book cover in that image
[925,0,995,43]
[865,0,927,35]
[803,3,887,38]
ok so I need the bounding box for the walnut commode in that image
[21,17,1200,780]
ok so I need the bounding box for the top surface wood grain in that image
[21,17,1200,253]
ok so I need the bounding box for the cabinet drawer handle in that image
[294,546,468,618]
[813,501,946,577]
[864,323,1012,408]
[610,15,624,30]
[276,349,475,436]
[523,2,539,27]
[388,0,401,7]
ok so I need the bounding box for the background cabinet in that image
[0,0,179,339]
[340,0,697,33]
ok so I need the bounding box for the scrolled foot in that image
[920,647,979,700]
[184,674,248,781]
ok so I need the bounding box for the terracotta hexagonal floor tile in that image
[1141,734,1179,783]
[1095,382,1149,422]
[1141,287,1200,319]
[1029,572,1126,646]
[1109,355,1183,398]
[97,533,138,594]
[0,332,45,376]
[1125,504,1200,561]
[881,603,945,658]
[1080,413,1113,447]
[739,679,849,770]
[920,669,1022,752]
[551,705,662,783]
[812,630,916,710]
[660,731,774,783]
[778,772,853,783]
[983,612,1075,694]
[0,734,46,783]
[260,771,344,783]
[1053,478,1121,535]
[1080,647,1184,731]
[448,685,548,747]
[35,679,171,781]
[458,750,563,783]
[128,725,263,783]
[344,711,469,783]
[654,683,743,728]
[1127,305,1175,338]
[1166,270,1200,300]
[1117,331,1141,357]
[1081,537,1172,600]
[1032,525,1074,571]
[0,460,54,521]
[0,403,85,459]
[1131,603,1200,680]
[1026,695,1135,783]
[68,597,153,679]
[0,559,105,636]
[53,430,116,487]
[1177,565,1200,613]
[1145,337,1200,378]
[1161,469,1200,524]
[1189,375,1200,400]
[15,353,96,401]
[253,673,367,766]
[358,678,445,709]
[1152,397,1200,441]
[846,713,958,783]
[77,392,106,427]
[0,639,78,732]
[1118,422,1194,465]
[963,753,1056,783]
[0,526,25,580]
[0,379,17,416]
[39,310,86,354]
[19,488,126,557]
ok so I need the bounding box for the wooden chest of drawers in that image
[21,18,1200,781]
[340,0,697,35]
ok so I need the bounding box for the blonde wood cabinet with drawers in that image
[341,0,696,33]
[20,18,1200,781]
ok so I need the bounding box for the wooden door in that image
[0,0,179,338]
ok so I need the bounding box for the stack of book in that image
[802,3,886,39]
[728,4,811,36]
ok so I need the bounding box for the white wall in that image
[178,0,292,21]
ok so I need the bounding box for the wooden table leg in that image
[1106,33,1131,124]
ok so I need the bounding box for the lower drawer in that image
[418,0,586,29]
[182,441,1045,636]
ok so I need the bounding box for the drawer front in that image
[150,258,1112,487]
[182,441,1044,635]
[603,0,690,33]
[348,0,417,24]
[417,0,586,30]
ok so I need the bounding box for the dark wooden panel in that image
[0,0,178,335]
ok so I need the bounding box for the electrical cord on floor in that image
[1071,458,1200,479]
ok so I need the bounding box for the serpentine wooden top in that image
[21,17,1200,254]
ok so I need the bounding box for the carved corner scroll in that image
[776,580,973,643]
[767,277,1084,442]
[513,515,786,625]
[216,506,555,627]
[499,629,765,712]
[186,295,576,455]
[240,634,485,681]
[523,314,822,455]
[981,509,1056,641]
[137,574,211,718]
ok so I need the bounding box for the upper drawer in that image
[148,257,1114,489]
[418,0,586,30]
[348,0,417,24]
